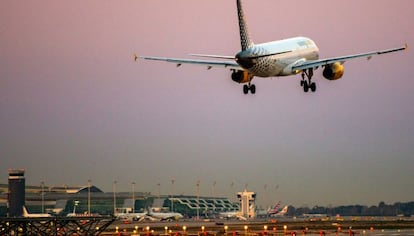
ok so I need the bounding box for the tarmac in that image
[103,218,414,235]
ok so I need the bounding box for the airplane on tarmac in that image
[22,206,52,218]
[147,208,183,221]
[138,0,407,94]
[218,210,247,221]
[270,205,289,217]
[267,201,282,215]
[256,202,288,217]
[115,212,147,222]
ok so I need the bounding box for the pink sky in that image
[1,0,413,207]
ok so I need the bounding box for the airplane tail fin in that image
[22,206,29,217]
[237,0,254,50]
[279,205,288,215]
[268,201,281,214]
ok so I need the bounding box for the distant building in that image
[8,169,25,217]
[163,196,239,217]
[0,183,237,217]
[237,189,256,219]
[0,182,151,216]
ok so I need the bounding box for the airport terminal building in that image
[0,183,239,217]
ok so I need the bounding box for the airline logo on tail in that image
[268,201,281,214]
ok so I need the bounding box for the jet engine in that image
[322,62,345,80]
[231,70,253,84]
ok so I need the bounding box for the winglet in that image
[134,53,138,62]
[405,43,408,50]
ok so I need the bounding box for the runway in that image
[103,218,414,235]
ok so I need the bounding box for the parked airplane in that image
[138,0,406,94]
[270,205,289,217]
[147,208,183,221]
[267,202,282,215]
[218,210,247,221]
[256,202,288,217]
[116,212,147,222]
[22,206,52,218]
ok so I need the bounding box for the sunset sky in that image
[1,0,413,207]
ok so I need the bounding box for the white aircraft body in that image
[147,208,183,221]
[139,0,406,94]
[218,210,247,221]
[22,206,52,218]
[116,212,147,222]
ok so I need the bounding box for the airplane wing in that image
[292,44,407,71]
[138,55,243,70]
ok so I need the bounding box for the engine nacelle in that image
[322,62,344,80]
[231,70,253,84]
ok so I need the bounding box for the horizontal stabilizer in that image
[244,50,292,60]
[139,56,242,70]
[189,54,235,60]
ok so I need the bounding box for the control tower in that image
[237,189,256,219]
[8,169,25,217]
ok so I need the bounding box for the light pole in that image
[113,180,117,215]
[230,181,235,202]
[40,181,44,214]
[264,184,268,219]
[132,181,135,213]
[157,183,161,200]
[171,178,175,212]
[196,180,200,220]
[212,181,216,212]
[88,179,91,215]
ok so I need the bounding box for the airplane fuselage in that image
[235,37,319,77]
[139,0,406,94]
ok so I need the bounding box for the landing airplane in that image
[138,0,406,94]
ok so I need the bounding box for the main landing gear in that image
[300,68,316,93]
[243,83,256,94]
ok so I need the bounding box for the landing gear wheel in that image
[250,84,256,94]
[303,81,309,93]
[301,68,316,93]
[243,85,249,94]
[242,83,256,94]
[310,82,316,92]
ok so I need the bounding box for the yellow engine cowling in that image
[231,70,253,84]
[323,62,344,80]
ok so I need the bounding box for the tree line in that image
[287,202,414,217]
